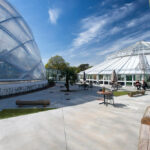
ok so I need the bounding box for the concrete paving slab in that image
[0,83,150,150]
[0,109,66,150]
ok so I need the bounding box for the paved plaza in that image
[0,83,150,150]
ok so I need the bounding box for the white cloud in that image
[126,14,150,28]
[73,19,106,47]
[71,2,135,51]
[48,8,60,24]
[127,21,136,28]
[110,26,122,34]
[60,1,150,66]
[97,31,150,56]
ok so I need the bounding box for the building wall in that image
[0,80,48,97]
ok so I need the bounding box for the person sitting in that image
[135,80,141,90]
[142,80,148,90]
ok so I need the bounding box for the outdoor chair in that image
[105,92,114,105]
[111,82,122,91]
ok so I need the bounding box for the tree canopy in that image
[77,64,92,72]
[45,55,92,91]
[45,55,69,71]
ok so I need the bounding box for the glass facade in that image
[133,75,142,81]
[89,75,93,79]
[126,75,132,81]
[46,69,61,80]
[99,75,103,80]
[93,74,97,80]
[103,75,111,80]
[0,0,45,80]
[118,75,125,81]
[81,73,150,86]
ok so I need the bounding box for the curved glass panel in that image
[0,0,45,80]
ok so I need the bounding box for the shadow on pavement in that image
[0,83,128,110]
[113,103,127,108]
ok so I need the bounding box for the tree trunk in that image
[65,74,69,91]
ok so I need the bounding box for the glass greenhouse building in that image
[78,41,150,86]
[0,0,45,80]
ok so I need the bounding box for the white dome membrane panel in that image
[0,28,18,51]
[0,0,45,80]
[0,5,11,21]
[0,0,18,17]
[82,41,150,76]
[17,19,33,39]
[1,19,31,43]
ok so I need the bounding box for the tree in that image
[45,63,49,69]
[45,55,77,91]
[77,64,92,72]
[62,66,77,91]
[45,55,69,71]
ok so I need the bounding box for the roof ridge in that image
[107,41,150,60]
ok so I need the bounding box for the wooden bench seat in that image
[138,106,150,150]
[16,100,50,107]
[128,90,145,97]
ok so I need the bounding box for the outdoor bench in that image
[128,90,145,97]
[138,106,150,150]
[16,100,50,107]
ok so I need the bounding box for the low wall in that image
[0,80,48,97]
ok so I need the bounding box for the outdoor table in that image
[97,91,112,104]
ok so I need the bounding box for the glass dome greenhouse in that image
[0,0,45,80]
[79,41,150,86]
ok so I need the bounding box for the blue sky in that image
[8,0,150,66]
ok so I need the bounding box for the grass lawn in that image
[113,91,129,96]
[0,108,55,119]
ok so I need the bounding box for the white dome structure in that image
[79,41,150,86]
[0,0,45,80]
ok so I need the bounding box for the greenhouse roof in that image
[80,41,150,75]
[107,41,150,60]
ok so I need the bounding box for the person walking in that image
[142,80,148,90]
